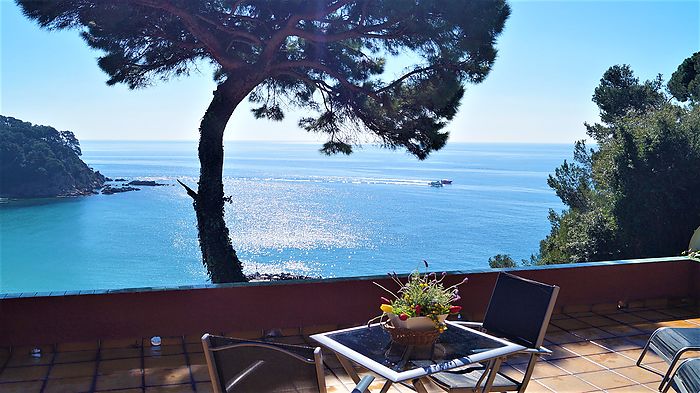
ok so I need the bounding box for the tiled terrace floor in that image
[1,305,698,393]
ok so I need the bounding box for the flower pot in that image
[388,314,447,331]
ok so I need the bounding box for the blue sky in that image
[1,1,698,143]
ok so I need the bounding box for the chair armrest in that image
[520,347,552,356]
[351,375,375,393]
[452,321,484,329]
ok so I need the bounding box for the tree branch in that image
[177,179,198,200]
[127,0,243,70]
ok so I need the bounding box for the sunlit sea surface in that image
[0,141,570,293]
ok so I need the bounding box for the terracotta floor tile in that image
[570,327,615,341]
[100,339,141,349]
[100,347,142,360]
[144,366,191,386]
[560,341,610,356]
[0,380,44,392]
[634,310,674,322]
[545,330,586,344]
[592,337,642,352]
[549,357,605,374]
[13,345,54,357]
[195,382,214,393]
[543,344,577,360]
[552,319,591,331]
[0,365,49,382]
[614,365,663,384]
[575,370,636,390]
[536,374,599,392]
[584,353,637,369]
[606,384,656,392]
[144,355,187,369]
[49,362,96,379]
[565,311,597,318]
[655,320,700,328]
[522,380,555,392]
[95,369,143,391]
[145,383,196,392]
[621,334,653,348]
[5,352,52,367]
[630,323,663,334]
[190,364,210,382]
[98,358,142,374]
[600,324,645,337]
[513,361,568,379]
[184,343,203,353]
[661,308,698,318]
[608,313,648,324]
[43,376,94,393]
[53,350,97,364]
[187,353,206,365]
[577,315,619,327]
[144,345,184,357]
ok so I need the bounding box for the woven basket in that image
[383,322,441,346]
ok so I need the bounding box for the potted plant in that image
[371,262,467,345]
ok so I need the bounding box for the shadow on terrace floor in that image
[0,304,698,392]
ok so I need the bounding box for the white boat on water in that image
[429,181,443,187]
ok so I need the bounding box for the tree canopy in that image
[20,0,510,158]
[18,0,512,283]
[0,115,105,198]
[537,56,700,265]
[668,51,700,104]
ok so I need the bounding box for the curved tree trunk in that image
[189,78,251,283]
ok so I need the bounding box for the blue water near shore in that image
[0,141,570,293]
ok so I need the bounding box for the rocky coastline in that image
[246,272,322,282]
[99,179,168,195]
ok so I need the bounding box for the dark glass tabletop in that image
[325,323,508,372]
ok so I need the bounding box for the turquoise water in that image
[0,141,569,293]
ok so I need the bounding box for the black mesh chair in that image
[662,357,700,393]
[430,273,560,393]
[637,327,700,391]
[202,334,373,393]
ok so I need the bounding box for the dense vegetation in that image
[0,115,104,198]
[18,0,511,283]
[490,53,700,269]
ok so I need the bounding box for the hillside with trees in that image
[0,115,105,198]
[490,52,700,268]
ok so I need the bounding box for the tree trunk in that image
[190,78,251,283]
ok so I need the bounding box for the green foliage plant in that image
[372,262,466,332]
[537,54,700,265]
[488,254,517,268]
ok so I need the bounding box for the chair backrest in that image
[202,334,326,393]
[482,272,559,349]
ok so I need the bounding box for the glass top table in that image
[311,321,526,385]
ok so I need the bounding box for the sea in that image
[0,141,571,293]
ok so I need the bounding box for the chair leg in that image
[658,352,685,392]
[481,357,504,393]
[636,338,652,367]
[517,354,540,393]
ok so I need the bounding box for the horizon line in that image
[80,139,582,145]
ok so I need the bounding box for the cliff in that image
[0,115,105,198]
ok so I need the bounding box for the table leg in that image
[481,356,504,393]
[379,381,394,393]
[336,353,362,384]
[412,378,430,393]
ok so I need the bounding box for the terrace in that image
[1,256,698,392]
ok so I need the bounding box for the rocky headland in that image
[0,116,105,198]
